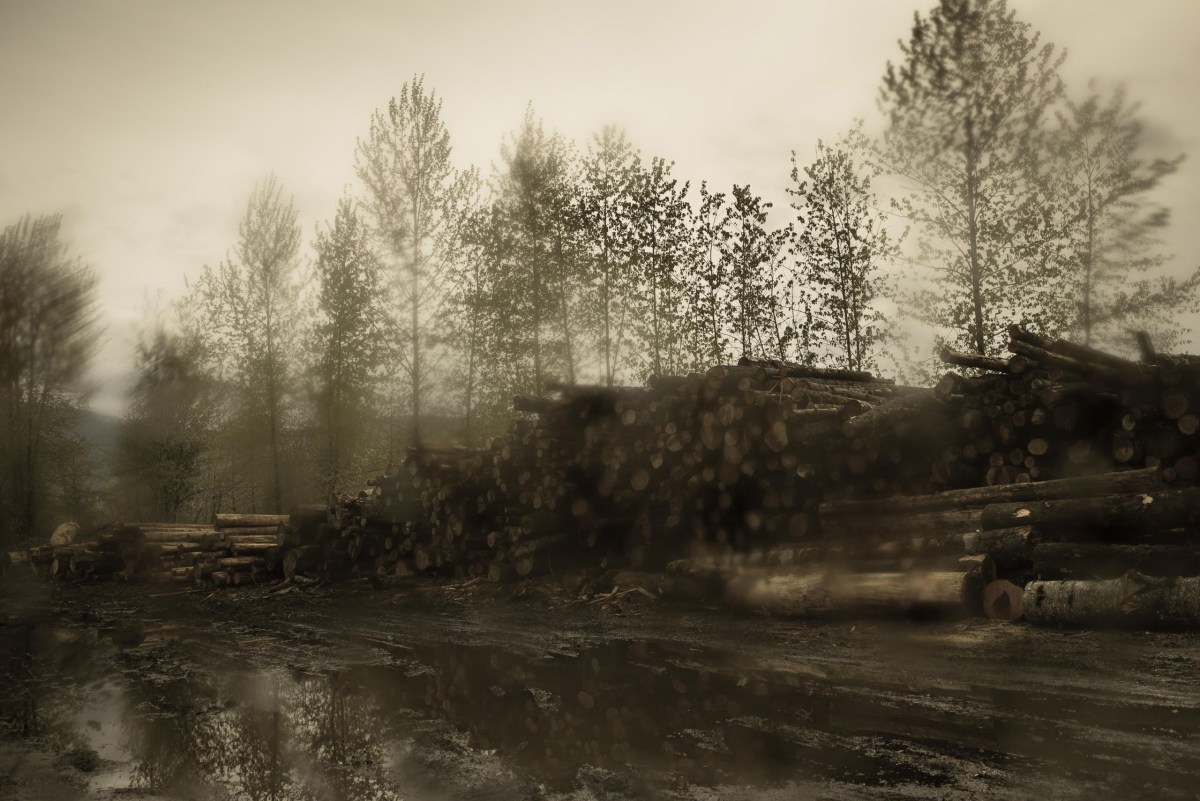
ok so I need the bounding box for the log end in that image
[983,579,1024,622]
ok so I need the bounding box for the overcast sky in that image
[2,0,1198,416]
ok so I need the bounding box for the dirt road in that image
[2,574,1198,799]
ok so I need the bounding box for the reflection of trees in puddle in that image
[119,666,399,801]
[104,638,947,796]
[6,627,1022,796]
[286,673,401,801]
[120,666,228,797]
[0,623,97,752]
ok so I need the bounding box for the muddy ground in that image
[1,573,1198,800]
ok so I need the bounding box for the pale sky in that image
[2,0,1198,415]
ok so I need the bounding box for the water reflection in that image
[1,621,1198,799]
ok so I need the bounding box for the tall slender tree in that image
[117,321,215,521]
[580,126,640,386]
[196,174,301,511]
[685,183,732,367]
[789,128,898,371]
[356,76,473,444]
[630,156,693,378]
[307,196,386,494]
[878,0,1065,355]
[494,110,576,394]
[0,214,99,543]
[721,185,791,360]
[449,199,498,444]
[1052,84,1197,349]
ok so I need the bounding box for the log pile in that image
[313,360,924,586]
[9,516,292,587]
[10,324,1200,627]
[798,325,1200,624]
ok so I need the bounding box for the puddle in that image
[1,620,1198,799]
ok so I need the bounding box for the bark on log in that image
[981,488,1200,533]
[840,394,943,441]
[1009,324,1149,384]
[961,526,1039,567]
[821,507,985,540]
[1032,543,1200,580]
[939,347,1013,374]
[214,514,289,528]
[819,468,1161,518]
[1024,572,1200,627]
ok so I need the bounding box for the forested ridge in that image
[1,0,1196,543]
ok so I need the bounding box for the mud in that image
[1,573,1198,799]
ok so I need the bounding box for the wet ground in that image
[1,573,1199,800]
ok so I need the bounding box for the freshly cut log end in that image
[982,580,1024,621]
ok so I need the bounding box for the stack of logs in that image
[9,323,1200,627]
[8,514,310,588]
[302,361,923,587]
[277,325,1200,626]
[719,325,1200,626]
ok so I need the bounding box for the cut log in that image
[821,508,985,540]
[1032,543,1200,580]
[982,580,1024,621]
[1024,572,1200,628]
[819,468,1161,518]
[724,569,971,617]
[961,526,1039,567]
[981,487,1200,533]
[939,347,1013,374]
[214,514,289,528]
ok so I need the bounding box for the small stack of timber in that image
[7,515,293,588]
[202,514,288,587]
[108,522,222,584]
[11,540,124,582]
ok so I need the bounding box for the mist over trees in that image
[3,0,1197,539]
[789,127,898,372]
[1050,84,1196,350]
[0,215,99,547]
[877,0,1067,357]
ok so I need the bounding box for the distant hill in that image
[77,408,120,481]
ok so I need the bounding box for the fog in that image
[2,0,1198,415]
